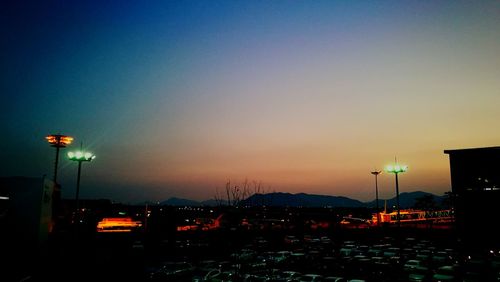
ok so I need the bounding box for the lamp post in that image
[68,148,96,224]
[371,170,382,226]
[385,162,408,228]
[45,134,73,183]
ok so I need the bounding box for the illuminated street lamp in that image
[371,170,382,226]
[68,148,96,223]
[385,162,408,228]
[45,134,74,183]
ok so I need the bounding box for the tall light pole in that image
[371,170,382,226]
[46,134,74,183]
[385,162,408,228]
[68,148,96,224]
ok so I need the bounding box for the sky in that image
[1,1,499,204]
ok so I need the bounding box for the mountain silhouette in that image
[158,190,445,208]
[160,197,201,206]
[365,191,445,209]
[241,192,365,207]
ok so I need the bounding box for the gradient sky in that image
[2,1,499,204]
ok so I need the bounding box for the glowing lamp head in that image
[68,150,95,162]
[46,134,73,147]
[385,164,408,173]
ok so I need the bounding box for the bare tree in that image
[226,180,231,206]
[214,179,270,207]
[214,186,224,206]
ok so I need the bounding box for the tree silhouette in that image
[214,179,271,207]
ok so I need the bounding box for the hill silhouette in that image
[158,190,445,208]
[241,192,365,207]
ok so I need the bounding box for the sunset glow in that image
[2,1,500,203]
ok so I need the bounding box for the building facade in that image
[444,146,500,247]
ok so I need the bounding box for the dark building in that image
[0,176,56,281]
[0,176,55,249]
[444,146,500,247]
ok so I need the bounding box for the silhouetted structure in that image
[370,170,382,226]
[45,134,73,183]
[67,148,96,224]
[0,176,55,248]
[0,176,55,281]
[444,146,500,247]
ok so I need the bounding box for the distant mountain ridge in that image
[159,191,445,208]
[160,197,219,206]
[241,192,365,207]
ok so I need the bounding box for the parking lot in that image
[143,227,500,282]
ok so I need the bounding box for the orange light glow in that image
[176,214,222,232]
[46,134,74,147]
[96,217,142,233]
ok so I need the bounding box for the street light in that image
[45,134,74,183]
[385,162,408,228]
[68,148,96,224]
[371,170,382,226]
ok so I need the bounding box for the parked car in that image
[299,274,324,282]
[431,265,457,282]
[149,261,194,281]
